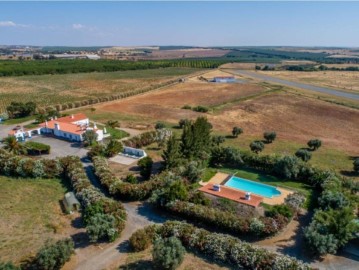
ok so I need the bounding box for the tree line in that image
[0,59,226,77]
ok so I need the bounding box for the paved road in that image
[231,70,359,101]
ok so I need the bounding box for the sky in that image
[0,1,358,47]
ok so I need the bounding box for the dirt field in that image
[259,70,359,93]
[96,79,265,124]
[147,48,230,59]
[90,77,359,156]
[0,67,200,111]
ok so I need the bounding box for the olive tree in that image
[295,149,312,162]
[249,140,264,154]
[307,139,322,151]
[232,127,243,138]
[263,131,277,143]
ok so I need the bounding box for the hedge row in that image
[0,149,61,178]
[163,200,289,238]
[122,131,158,148]
[138,221,311,270]
[93,156,162,200]
[60,156,127,238]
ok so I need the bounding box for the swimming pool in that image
[224,176,281,198]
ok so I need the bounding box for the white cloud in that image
[0,21,17,27]
[72,23,85,30]
[0,21,28,27]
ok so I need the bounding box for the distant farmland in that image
[0,67,201,112]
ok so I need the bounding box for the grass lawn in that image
[219,133,357,179]
[2,115,36,125]
[0,176,69,263]
[96,123,130,140]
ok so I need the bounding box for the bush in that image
[34,238,74,270]
[181,105,192,110]
[86,213,118,242]
[138,156,153,180]
[249,140,265,154]
[129,229,151,251]
[266,204,294,219]
[146,221,310,270]
[318,190,349,210]
[104,139,123,158]
[295,149,312,162]
[249,218,265,235]
[284,192,306,210]
[264,131,277,143]
[354,158,359,173]
[307,139,322,151]
[0,262,20,270]
[210,146,243,168]
[124,174,138,184]
[232,126,243,138]
[192,105,209,113]
[155,122,166,130]
[24,141,51,155]
[178,119,190,129]
[163,200,288,238]
[152,236,185,270]
[274,156,300,179]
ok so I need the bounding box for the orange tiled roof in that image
[198,183,263,207]
[56,113,88,123]
[39,120,85,135]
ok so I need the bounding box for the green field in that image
[0,176,68,263]
[0,67,201,112]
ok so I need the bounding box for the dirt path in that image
[70,202,167,270]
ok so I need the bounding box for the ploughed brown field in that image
[96,79,359,155]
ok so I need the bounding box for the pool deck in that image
[201,172,293,206]
[199,183,263,207]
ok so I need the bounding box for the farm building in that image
[9,113,103,142]
[212,76,236,83]
[63,192,80,213]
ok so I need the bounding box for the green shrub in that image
[24,141,50,156]
[295,149,312,162]
[138,156,153,180]
[129,229,151,252]
[266,204,294,219]
[232,126,243,138]
[34,238,74,270]
[274,156,300,179]
[124,174,138,184]
[155,122,166,130]
[86,213,118,242]
[0,262,20,270]
[264,131,277,143]
[152,236,185,270]
[284,192,306,210]
[354,158,359,173]
[181,105,192,110]
[192,105,209,113]
[249,140,265,154]
[307,139,322,151]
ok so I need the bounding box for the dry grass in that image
[258,70,359,93]
[0,176,73,263]
[118,247,229,270]
[0,67,200,111]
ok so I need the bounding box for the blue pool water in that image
[224,176,281,198]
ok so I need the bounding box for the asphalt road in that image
[231,70,359,101]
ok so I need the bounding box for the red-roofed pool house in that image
[9,113,103,142]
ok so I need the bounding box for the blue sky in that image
[0,1,358,47]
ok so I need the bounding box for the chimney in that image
[45,120,48,127]
[54,122,60,130]
[54,116,57,120]
[71,114,74,119]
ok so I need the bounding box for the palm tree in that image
[3,136,26,154]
